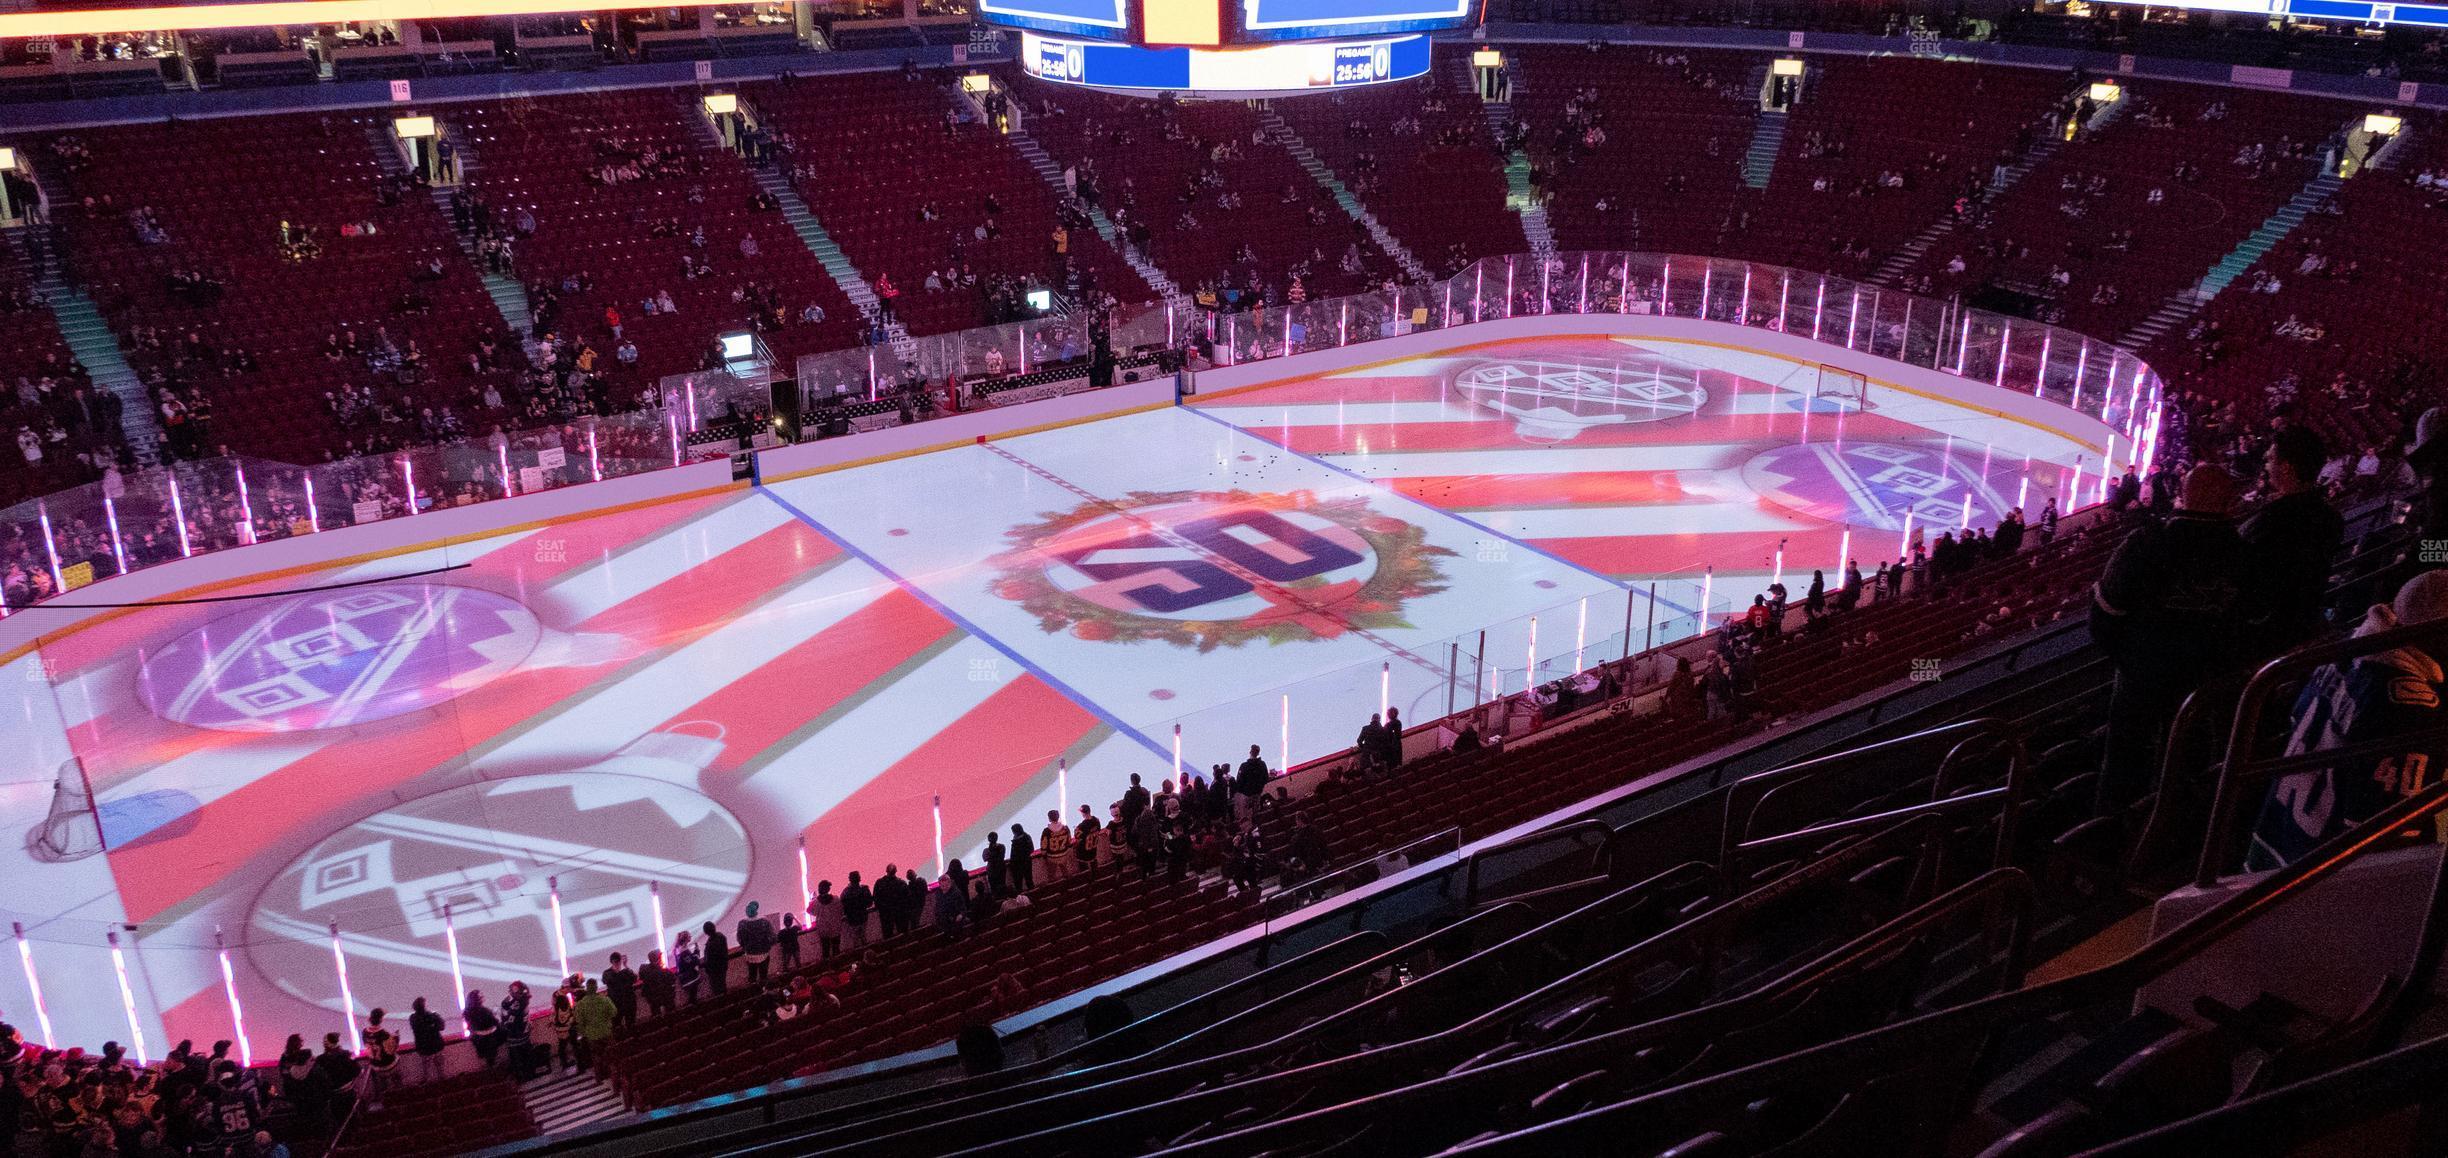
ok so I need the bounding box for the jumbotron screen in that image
[978,0,1479,44]
[2094,0,2448,25]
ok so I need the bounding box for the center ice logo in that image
[134,583,544,733]
[1454,356,1708,442]
[990,490,1455,650]
[1741,442,2017,530]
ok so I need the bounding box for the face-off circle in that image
[244,772,748,1007]
[135,583,542,733]
[1742,441,2021,530]
[1452,355,1708,442]
[990,490,1454,650]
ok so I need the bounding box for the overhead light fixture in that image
[702,92,737,115]
[0,147,16,172]
[392,115,435,139]
[2366,112,2403,135]
[1772,57,1804,77]
[1471,48,1502,68]
[2088,80,2121,103]
[960,72,990,94]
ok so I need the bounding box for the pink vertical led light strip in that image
[234,467,256,545]
[1577,255,1590,313]
[588,429,603,481]
[1844,290,1860,349]
[37,505,64,593]
[108,931,149,1064]
[214,927,251,1067]
[1172,723,1183,783]
[104,496,128,574]
[12,922,55,1049]
[668,413,682,467]
[1574,597,1588,673]
[400,457,420,516]
[1811,277,1826,340]
[499,443,514,498]
[1378,661,1390,716]
[1524,616,1539,693]
[931,794,946,877]
[442,905,468,1037]
[1836,529,1851,578]
[1699,265,1714,320]
[1737,266,1752,326]
[169,478,192,556]
[646,887,666,976]
[548,877,570,981]
[797,836,812,907]
[1777,271,1790,332]
[1504,257,1516,318]
[1697,570,1712,638]
[2034,333,2053,397]
[302,476,320,533]
[328,923,359,1051]
[1898,509,1914,563]
[1994,323,2012,386]
[1058,757,1071,822]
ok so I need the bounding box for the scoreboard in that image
[2095,0,2448,24]
[983,0,1472,93]
[1017,30,1431,92]
[980,0,1477,42]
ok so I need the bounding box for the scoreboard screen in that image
[1236,0,1478,41]
[980,0,1477,44]
[978,0,1135,41]
[2095,0,2448,24]
[1018,29,1430,92]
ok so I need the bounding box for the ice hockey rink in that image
[0,332,2105,1055]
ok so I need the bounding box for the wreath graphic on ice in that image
[988,489,1455,652]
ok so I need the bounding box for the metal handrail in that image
[2072,1028,2448,1156]
[1444,778,2448,1156]
[1718,718,1999,872]
[1130,866,2038,1158]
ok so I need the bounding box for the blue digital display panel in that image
[1237,0,1476,41]
[978,0,1132,42]
[1017,31,1431,92]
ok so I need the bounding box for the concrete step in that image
[1742,110,1787,190]
[1254,106,1430,284]
[1002,116,1187,309]
[518,1070,625,1135]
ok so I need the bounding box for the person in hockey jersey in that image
[2249,569,2448,869]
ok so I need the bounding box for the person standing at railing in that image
[1235,745,1271,827]
[1038,812,1073,884]
[2245,426,2345,655]
[872,865,908,938]
[840,871,874,948]
[1008,823,1037,894]
[406,998,446,1085]
[2248,570,2448,870]
[2091,464,2267,812]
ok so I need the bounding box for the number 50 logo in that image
[990,491,1456,650]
